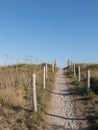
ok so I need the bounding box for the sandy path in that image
[44,69,88,130]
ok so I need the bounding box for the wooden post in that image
[72,63,74,72]
[78,66,81,82]
[67,59,70,67]
[87,70,90,93]
[54,59,56,68]
[45,63,48,79]
[52,60,54,73]
[69,60,71,69]
[67,59,69,67]
[43,66,46,89]
[71,62,73,72]
[73,64,76,77]
[32,73,37,112]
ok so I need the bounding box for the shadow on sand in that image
[45,124,90,130]
[44,111,87,121]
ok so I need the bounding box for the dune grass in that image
[67,63,98,130]
[0,63,56,130]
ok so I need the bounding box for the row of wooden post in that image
[67,60,90,94]
[32,60,56,112]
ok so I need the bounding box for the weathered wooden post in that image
[71,61,73,71]
[73,64,76,77]
[67,59,72,73]
[52,60,54,73]
[78,66,81,82]
[70,61,74,72]
[54,59,56,68]
[43,66,46,89]
[87,70,90,93]
[67,59,70,68]
[32,73,37,112]
[45,63,48,79]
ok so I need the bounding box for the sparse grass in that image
[67,63,98,129]
[0,63,56,130]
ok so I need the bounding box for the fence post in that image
[52,60,54,73]
[71,61,73,72]
[54,59,56,68]
[78,66,81,82]
[67,59,70,68]
[32,73,37,112]
[87,70,90,93]
[45,63,48,79]
[73,64,76,77]
[43,66,46,89]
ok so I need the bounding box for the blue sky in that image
[0,0,98,67]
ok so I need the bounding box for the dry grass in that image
[0,63,56,130]
[75,63,98,78]
[67,63,98,130]
[0,87,25,107]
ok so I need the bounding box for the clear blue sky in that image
[0,0,98,67]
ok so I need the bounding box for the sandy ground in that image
[44,69,89,130]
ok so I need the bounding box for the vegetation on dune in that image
[75,64,98,94]
[0,63,56,130]
[67,63,98,130]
